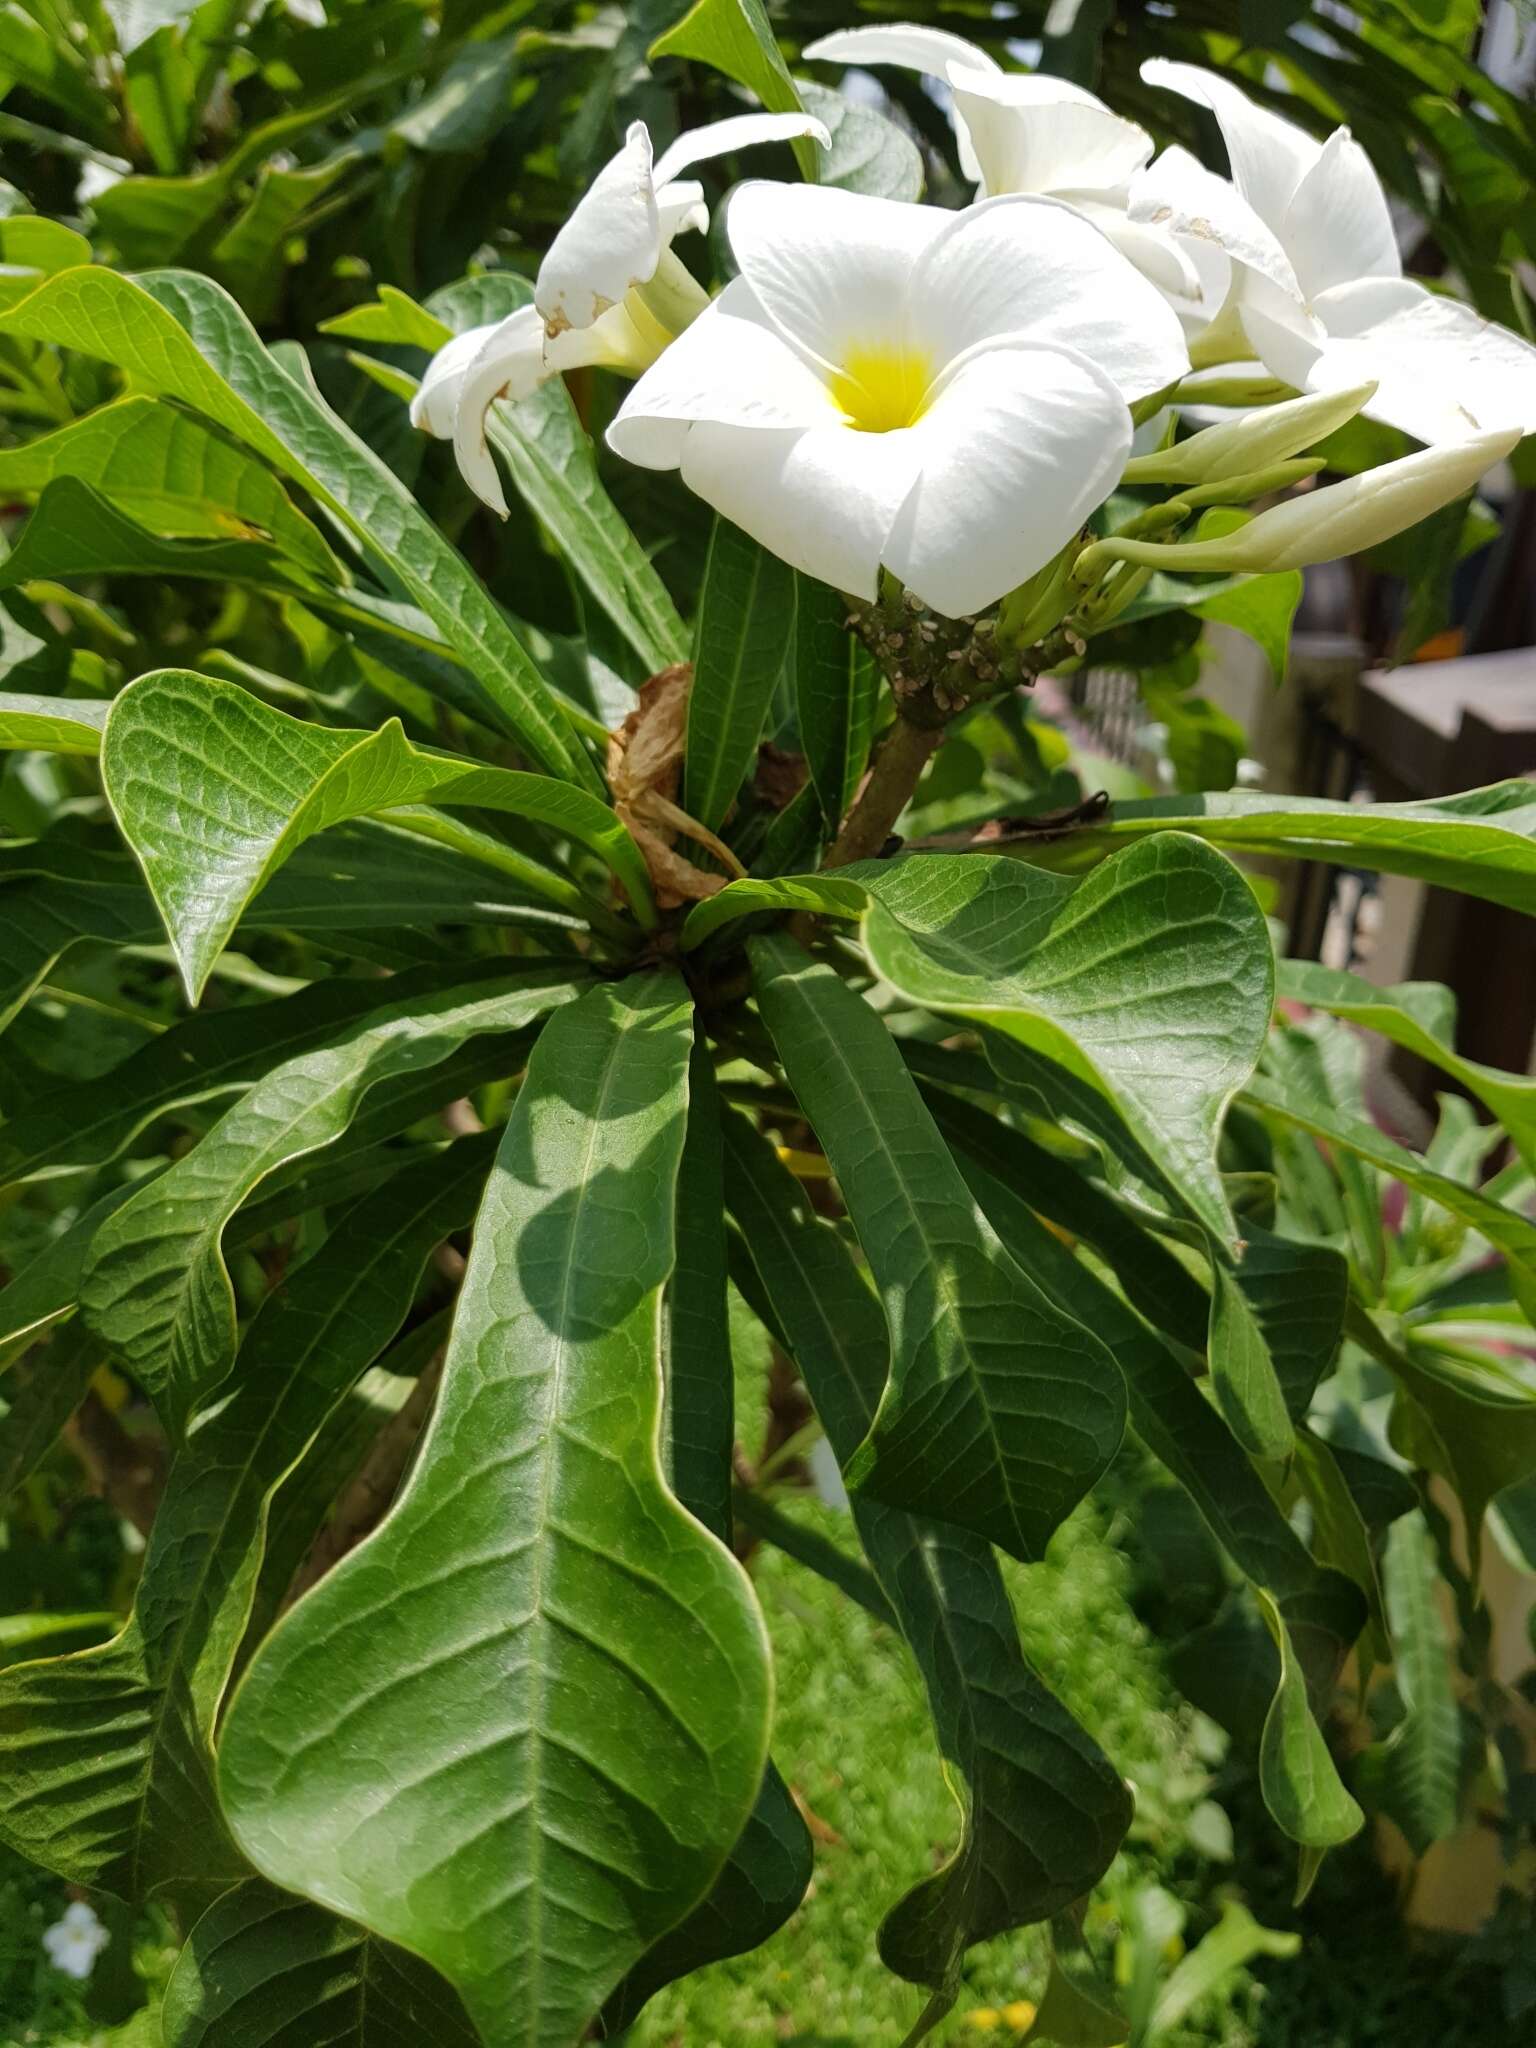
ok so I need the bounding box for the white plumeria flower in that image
[411,109,828,514]
[42,1901,110,1981]
[1134,60,1536,444]
[608,183,1189,617]
[803,25,1207,319]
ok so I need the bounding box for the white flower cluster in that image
[415,30,1536,620]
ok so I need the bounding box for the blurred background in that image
[0,3,1533,2044]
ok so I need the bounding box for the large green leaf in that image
[101,668,653,999]
[792,573,878,830]
[0,692,108,754]
[684,518,796,835]
[163,1882,479,2046]
[1037,784,1536,914]
[722,1116,1131,2022]
[796,78,924,199]
[219,975,773,2048]
[696,837,1272,1246]
[0,1137,495,1904]
[750,933,1124,1561]
[0,266,589,782]
[1277,959,1536,1173]
[651,0,820,178]
[423,274,689,678]
[0,394,339,580]
[81,962,582,1433]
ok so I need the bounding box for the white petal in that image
[1071,197,1204,303]
[887,342,1131,616]
[909,194,1188,402]
[409,322,498,438]
[652,110,829,186]
[725,181,946,377]
[606,280,841,470]
[949,68,1152,198]
[1130,143,1298,301]
[1281,128,1400,300]
[1141,59,1322,233]
[656,179,707,241]
[536,122,659,336]
[802,24,1001,76]
[450,306,549,515]
[1247,275,1536,443]
[680,420,922,600]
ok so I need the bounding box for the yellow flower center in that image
[830,344,936,433]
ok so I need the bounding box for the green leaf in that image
[428,272,690,679]
[163,1881,479,2046]
[101,668,653,1001]
[1277,959,1536,1175]
[1244,1075,1536,1322]
[0,1181,143,1372]
[722,1116,1131,2013]
[0,394,340,580]
[80,961,582,1434]
[684,519,796,834]
[1192,569,1303,683]
[792,573,878,829]
[796,79,923,199]
[1255,1587,1365,1871]
[1148,1901,1300,2038]
[0,266,589,782]
[1041,784,1536,915]
[0,1322,102,1495]
[729,1488,897,1627]
[750,932,1125,1561]
[0,1137,496,1904]
[1208,1261,1294,1463]
[393,32,519,153]
[0,6,116,142]
[651,0,820,179]
[219,974,773,2048]
[0,691,108,753]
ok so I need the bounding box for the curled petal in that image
[409,322,499,438]
[949,68,1152,198]
[607,281,841,470]
[1130,143,1297,303]
[1280,129,1400,300]
[910,194,1188,402]
[655,179,708,242]
[651,110,830,185]
[1246,275,1536,443]
[887,342,1131,616]
[1141,59,1322,233]
[536,122,659,336]
[450,306,549,514]
[802,24,1001,76]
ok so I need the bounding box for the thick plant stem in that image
[823,715,944,869]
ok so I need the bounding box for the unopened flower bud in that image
[1123,383,1377,487]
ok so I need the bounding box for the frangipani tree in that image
[0,9,1534,2048]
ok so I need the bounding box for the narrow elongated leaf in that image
[101,668,653,999]
[163,1882,479,2047]
[0,692,108,753]
[1208,1262,1294,1463]
[0,1323,101,1495]
[0,395,339,580]
[0,1180,146,1372]
[1278,959,1536,1173]
[0,1138,495,1904]
[0,973,401,1186]
[685,519,796,834]
[81,962,582,1432]
[792,573,878,829]
[1039,784,1536,914]
[1244,1075,1536,1321]
[722,1116,1131,2017]
[651,0,820,178]
[0,267,588,782]
[750,933,1124,1561]
[219,975,773,2048]
[425,274,689,677]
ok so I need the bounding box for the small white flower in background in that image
[42,1900,110,1981]
[608,183,1188,616]
[803,26,1208,322]
[412,110,828,514]
[1135,60,1536,443]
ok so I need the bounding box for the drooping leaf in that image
[651,0,820,178]
[101,668,653,1000]
[792,573,878,830]
[81,962,582,1433]
[163,1881,479,2047]
[0,393,340,580]
[1254,1587,1365,1883]
[219,975,773,2048]
[0,266,589,781]
[1191,568,1303,683]
[684,519,796,835]
[750,932,1125,1562]
[1040,784,1536,915]
[0,1322,102,1495]
[796,79,924,199]
[723,1115,1131,2022]
[0,1137,496,1905]
[1207,1262,1294,1464]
